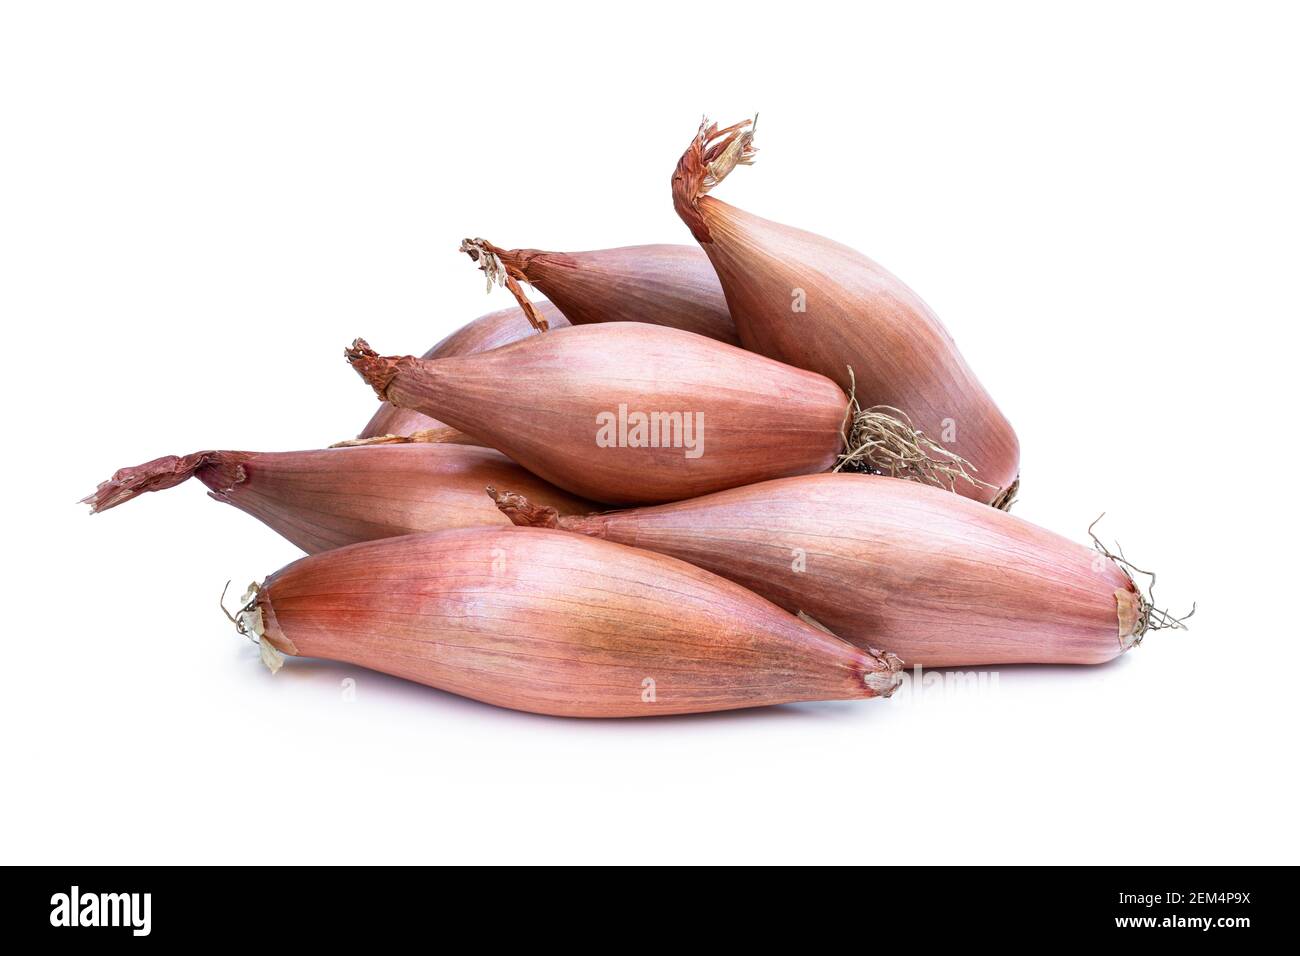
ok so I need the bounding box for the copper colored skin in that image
[501,474,1143,668]
[695,201,1019,504]
[85,444,593,554]
[347,323,848,505]
[360,303,569,440]
[489,243,738,345]
[255,527,898,718]
[671,122,1019,506]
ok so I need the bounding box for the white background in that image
[3,1,1296,864]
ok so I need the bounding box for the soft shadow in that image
[919,652,1138,680]
[235,643,886,728]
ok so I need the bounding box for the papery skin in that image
[672,120,1020,506]
[346,322,848,505]
[84,444,593,554]
[254,526,900,717]
[478,242,739,345]
[360,303,569,440]
[496,473,1144,667]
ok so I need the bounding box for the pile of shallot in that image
[84,116,1189,718]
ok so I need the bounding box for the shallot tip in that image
[459,237,505,291]
[486,486,561,529]
[671,114,759,243]
[1088,514,1195,648]
[82,452,242,514]
[220,580,284,674]
[865,651,906,698]
[345,338,402,400]
[457,237,549,332]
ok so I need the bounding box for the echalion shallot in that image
[459,238,738,345]
[83,444,592,554]
[490,473,1189,667]
[345,322,865,505]
[231,526,902,717]
[359,302,569,442]
[672,118,1021,509]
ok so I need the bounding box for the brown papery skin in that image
[346,323,848,505]
[480,242,739,345]
[497,473,1144,667]
[672,122,1020,506]
[255,526,900,717]
[359,303,569,440]
[83,444,593,554]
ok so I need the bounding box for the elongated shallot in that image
[672,118,1020,509]
[459,239,738,344]
[231,526,902,717]
[83,443,592,553]
[490,474,1189,667]
[345,322,980,505]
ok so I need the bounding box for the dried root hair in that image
[458,237,550,332]
[990,477,1019,512]
[671,115,758,244]
[219,580,284,673]
[833,368,993,496]
[1088,514,1195,649]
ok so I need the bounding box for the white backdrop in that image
[3,1,1296,864]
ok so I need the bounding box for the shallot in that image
[232,526,902,717]
[672,118,1021,508]
[345,322,981,505]
[459,239,738,344]
[83,443,592,553]
[490,473,1189,667]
